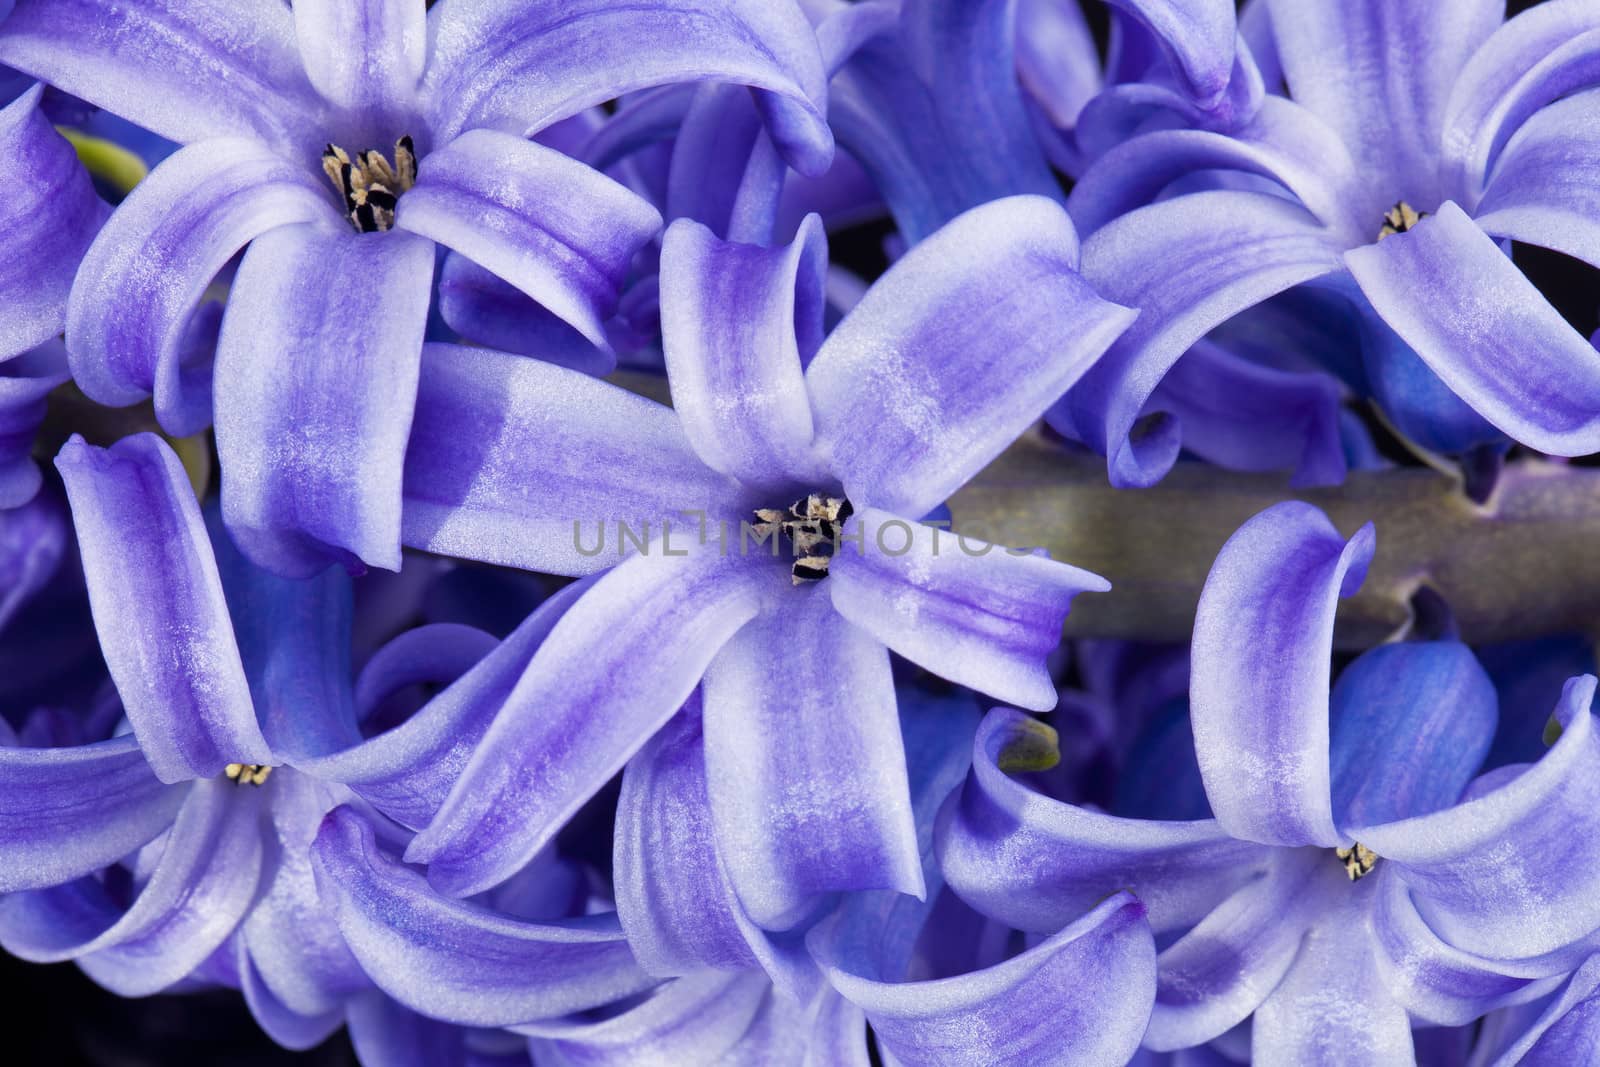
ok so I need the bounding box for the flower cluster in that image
[2,0,1599,1064]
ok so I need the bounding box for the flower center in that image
[751,492,853,585]
[1377,201,1426,241]
[1334,842,1379,881]
[321,137,417,233]
[223,763,273,787]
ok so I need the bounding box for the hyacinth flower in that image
[939,500,1600,1063]
[0,0,833,577]
[0,434,651,1040]
[0,83,107,509]
[389,195,1131,919]
[1053,0,1600,488]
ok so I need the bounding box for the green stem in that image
[949,436,1600,651]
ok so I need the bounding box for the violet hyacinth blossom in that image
[394,195,1133,913]
[0,434,648,1036]
[1054,0,1600,486]
[940,501,1600,1062]
[0,82,106,508]
[0,0,833,576]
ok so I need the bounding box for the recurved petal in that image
[659,214,828,488]
[423,0,832,173]
[0,0,319,150]
[0,778,266,997]
[937,708,1270,936]
[1058,190,1342,488]
[0,86,107,357]
[829,508,1108,712]
[63,138,332,413]
[702,587,922,930]
[56,434,271,783]
[435,253,615,377]
[819,892,1156,1067]
[0,734,183,893]
[808,196,1134,518]
[312,805,655,1027]
[1190,501,1374,849]
[293,0,425,116]
[1475,90,1600,272]
[300,582,587,832]
[1345,201,1600,456]
[615,697,813,994]
[396,129,662,351]
[214,223,433,577]
[402,343,743,577]
[405,545,767,897]
[1358,675,1600,962]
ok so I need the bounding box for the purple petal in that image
[0,486,67,630]
[1250,888,1414,1063]
[615,697,813,992]
[1481,957,1600,1066]
[312,805,654,1026]
[63,139,332,416]
[405,547,767,897]
[1146,850,1323,1050]
[829,0,1062,244]
[0,779,266,997]
[0,341,72,508]
[808,195,1135,517]
[937,708,1270,936]
[346,993,467,1067]
[1262,0,1500,206]
[293,0,425,117]
[1370,870,1563,1025]
[401,343,743,577]
[423,0,832,174]
[396,129,661,350]
[1016,0,1102,129]
[1358,676,1600,961]
[239,949,347,1052]
[1441,2,1600,203]
[238,772,368,1021]
[1474,91,1600,272]
[214,223,433,577]
[701,587,921,930]
[208,508,359,760]
[300,582,587,831]
[55,434,271,783]
[1190,501,1374,848]
[658,214,828,488]
[1106,0,1237,106]
[819,892,1155,1067]
[1150,338,1348,488]
[1327,642,1497,829]
[352,623,497,725]
[1058,190,1342,488]
[0,734,183,893]
[520,971,773,1065]
[1345,201,1600,456]
[829,507,1107,711]
[0,86,106,356]
[1066,96,1363,240]
[0,0,319,151]
[435,253,615,377]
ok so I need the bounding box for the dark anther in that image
[321,136,417,233]
[751,493,854,584]
[1377,201,1426,241]
[1335,842,1379,880]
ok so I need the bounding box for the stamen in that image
[1335,842,1379,881]
[751,493,854,584]
[223,763,273,787]
[321,136,417,234]
[1377,201,1425,241]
